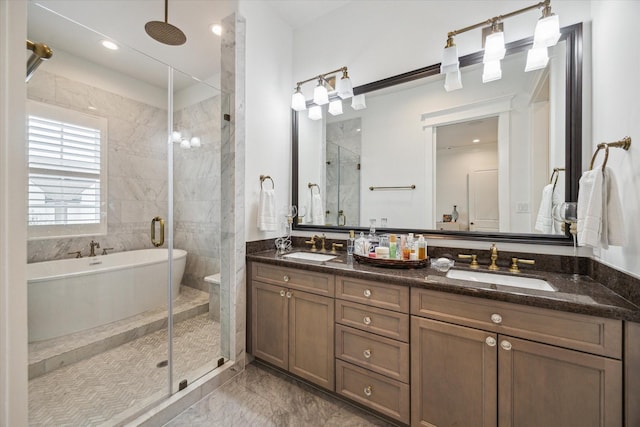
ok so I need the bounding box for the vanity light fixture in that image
[290,66,362,114]
[440,0,560,90]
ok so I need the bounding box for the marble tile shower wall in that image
[173,96,222,292]
[325,118,361,227]
[27,71,168,263]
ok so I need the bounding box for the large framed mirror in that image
[292,23,582,245]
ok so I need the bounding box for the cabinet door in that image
[411,316,497,427]
[251,281,288,369]
[498,336,622,427]
[289,289,335,390]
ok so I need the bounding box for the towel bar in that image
[369,185,416,191]
[589,136,632,171]
[549,167,565,191]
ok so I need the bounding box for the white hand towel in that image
[552,187,564,234]
[257,188,277,231]
[577,168,603,247]
[534,184,554,233]
[601,167,626,248]
[310,192,324,225]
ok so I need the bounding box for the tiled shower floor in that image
[28,296,221,426]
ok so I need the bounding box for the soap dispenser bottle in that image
[355,232,366,255]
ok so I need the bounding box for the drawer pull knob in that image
[363,349,372,359]
[490,313,503,324]
[286,291,292,299]
[280,290,286,297]
[363,289,372,298]
[283,275,290,282]
[363,316,372,325]
[500,340,512,351]
[485,337,497,347]
[363,385,373,397]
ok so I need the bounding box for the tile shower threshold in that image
[28,285,209,379]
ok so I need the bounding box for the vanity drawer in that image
[252,262,334,297]
[336,276,409,313]
[336,359,410,424]
[335,299,409,342]
[411,288,622,359]
[336,325,409,383]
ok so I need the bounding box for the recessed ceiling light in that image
[101,40,119,50]
[88,106,97,111]
[472,139,480,143]
[210,24,223,36]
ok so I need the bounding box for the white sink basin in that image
[283,252,337,262]
[446,269,556,292]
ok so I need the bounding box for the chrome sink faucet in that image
[89,240,100,257]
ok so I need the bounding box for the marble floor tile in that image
[165,363,397,427]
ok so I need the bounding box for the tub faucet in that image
[89,240,100,257]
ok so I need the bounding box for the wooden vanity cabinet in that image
[250,263,335,391]
[411,288,623,427]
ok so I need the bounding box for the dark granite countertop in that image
[247,249,640,322]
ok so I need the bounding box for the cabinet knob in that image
[363,316,372,325]
[490,313,503,324]
[363,289,372,298]
[500,340,512,351]
[280,290,286,297]
[286,291,292,299]
[283,275,290,282]
[485,337,497,347]
[363,349,372,359]
[363,385,373,397]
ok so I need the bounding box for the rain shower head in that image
[145,0,186,46]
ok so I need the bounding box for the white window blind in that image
[27,101,108,238]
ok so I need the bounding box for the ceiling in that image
[437,117,499,150]
[27,0,353,91]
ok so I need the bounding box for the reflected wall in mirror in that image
[293,24,582,244]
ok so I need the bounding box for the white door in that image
[468,169,499,232]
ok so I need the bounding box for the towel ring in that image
[308,182,321,195]
[259,175,274,190]
[589,137,632,171]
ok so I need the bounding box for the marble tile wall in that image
[221,12,246,367]
[27,71,168,263]
[173,95,222,295]
[326,118,361,227]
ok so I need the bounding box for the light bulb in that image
[444,70,463,92]
[313,81,329,105]
[291,88,306,111]
[534,14,561,47]
[483,30,506,63]
[180,139,191,149]
[308,105,322,120]
[336,76,353,99]
[525,46,549,72]
[172,131,182,142]
[351,94,366,110]
[441,44,459,74]
[190,137,201,148]
[482,61,502,83]
[328,100,343,116]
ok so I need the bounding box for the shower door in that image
[169,69,230,392]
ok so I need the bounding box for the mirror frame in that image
[292,23,582,245]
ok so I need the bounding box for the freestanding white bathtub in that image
[27,248,187,343]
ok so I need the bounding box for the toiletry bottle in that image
[355,232,366,255]
[347,230,355,255]
[400,235,407,260]
[367,219,379,254]
[417,235,426,260]
[389,234,397,259]
[405,233,414,260]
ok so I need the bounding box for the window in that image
[27,101,108,239]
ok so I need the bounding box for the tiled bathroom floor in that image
[165,363,397,427]
[29,313,221,426]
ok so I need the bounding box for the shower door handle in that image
[151,216,165,247]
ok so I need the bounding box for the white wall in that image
[0,1,29,425]
[239,0,293,242]
[590,1,640,278]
